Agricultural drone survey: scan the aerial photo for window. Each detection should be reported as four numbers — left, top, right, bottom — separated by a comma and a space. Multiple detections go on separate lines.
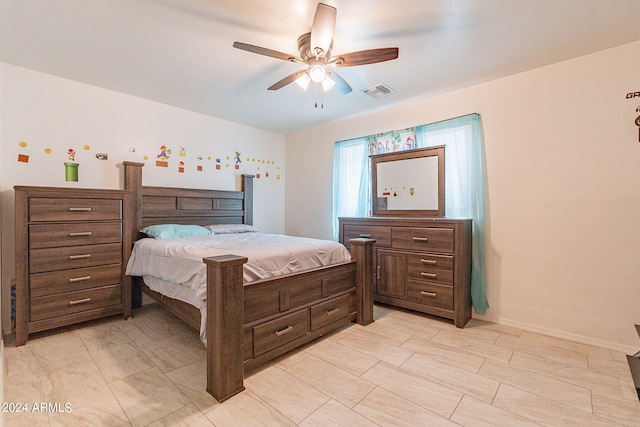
332, 113, 489, 313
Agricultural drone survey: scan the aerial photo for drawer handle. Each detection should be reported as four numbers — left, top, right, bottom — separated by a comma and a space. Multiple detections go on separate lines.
421, 259, 437, 265
325, 308, 340, 316
69, 207, 92, 212
69, 276, 91, 283
359, 233, 372, 238
412, 237, 429, 242
69, 254, 91, 260
69, 231, 92, 237
274, 326, 293, 337
69, 297, 91, 306
421, 291, 437, 298
421, 272, 437, 279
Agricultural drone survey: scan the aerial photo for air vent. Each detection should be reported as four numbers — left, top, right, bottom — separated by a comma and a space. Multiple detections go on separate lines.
362, 83, 394, 98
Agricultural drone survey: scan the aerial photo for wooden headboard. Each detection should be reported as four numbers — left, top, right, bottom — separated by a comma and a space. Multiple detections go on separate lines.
122, 161, 254, 236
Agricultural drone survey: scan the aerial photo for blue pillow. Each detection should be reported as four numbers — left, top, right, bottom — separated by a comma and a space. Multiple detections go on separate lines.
140, 224, 212, 240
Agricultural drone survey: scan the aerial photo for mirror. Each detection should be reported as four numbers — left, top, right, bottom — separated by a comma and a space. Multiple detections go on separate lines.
371, 145, 445, 216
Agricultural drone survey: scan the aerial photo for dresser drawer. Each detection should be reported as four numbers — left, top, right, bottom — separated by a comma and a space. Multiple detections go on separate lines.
310, 294, 350, 331
29, 222, 122, 249
407, 254, 454, 285
253, 309, 309, 357
407, 280, 453, 310
30, 284, 122, 322
392, 227, 454, 253
343, 225, 391, 248
29, 198, 122, 222
30, 264, 122, 297
30, 243, 122, 273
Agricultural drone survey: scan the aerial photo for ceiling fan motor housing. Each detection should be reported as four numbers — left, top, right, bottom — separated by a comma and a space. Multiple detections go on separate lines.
297, 32, 333, 62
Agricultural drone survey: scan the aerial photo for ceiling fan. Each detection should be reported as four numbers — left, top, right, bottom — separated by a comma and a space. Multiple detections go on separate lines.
233, 2, 399, 97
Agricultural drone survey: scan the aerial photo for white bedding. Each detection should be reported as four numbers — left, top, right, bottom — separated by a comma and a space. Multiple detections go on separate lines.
126, 232, 352, 301
126, 232, 352, 344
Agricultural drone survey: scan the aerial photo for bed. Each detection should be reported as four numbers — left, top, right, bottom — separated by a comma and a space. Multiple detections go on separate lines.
121, 161, 375, 402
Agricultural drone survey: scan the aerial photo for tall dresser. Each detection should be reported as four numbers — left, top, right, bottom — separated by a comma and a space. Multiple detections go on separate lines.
339, 216, 472, 327
14, 186, 131, 345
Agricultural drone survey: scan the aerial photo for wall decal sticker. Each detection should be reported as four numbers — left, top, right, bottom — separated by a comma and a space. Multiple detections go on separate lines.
44, 148, 52, 154
96, 153, 108, 160
626, 91, 640, 143
67, 148, 76, 161
216, 158, 221, 170
178, 161, 185, 173
179, 147, 186, 156
17, 154, 29, 163
83, 145, 90, 151
64, 162, 79, 182
234, 151, 242, 169
156, 144, 170, 167
18, 141, 27, 148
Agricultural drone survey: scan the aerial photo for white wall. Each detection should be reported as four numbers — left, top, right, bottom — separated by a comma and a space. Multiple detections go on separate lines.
0, 63, 286, 332
285, 41, 640, 353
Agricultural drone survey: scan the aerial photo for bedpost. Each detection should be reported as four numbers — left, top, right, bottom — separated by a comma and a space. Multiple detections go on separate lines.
203, 254, 248, 402
122, 161, 145, 311
241, 174, 254, 225
349, 238, 376, 326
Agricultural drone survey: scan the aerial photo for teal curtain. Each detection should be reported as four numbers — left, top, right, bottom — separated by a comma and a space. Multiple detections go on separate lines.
332, 137, 371, 240
415, 114, 489, 314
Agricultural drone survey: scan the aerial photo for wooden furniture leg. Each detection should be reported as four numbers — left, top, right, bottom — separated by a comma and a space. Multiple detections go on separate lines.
349, 238, 376, 326
204, 254, 248, 402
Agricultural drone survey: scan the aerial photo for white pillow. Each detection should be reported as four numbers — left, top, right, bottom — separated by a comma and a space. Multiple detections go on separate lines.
204, 224, 259, 234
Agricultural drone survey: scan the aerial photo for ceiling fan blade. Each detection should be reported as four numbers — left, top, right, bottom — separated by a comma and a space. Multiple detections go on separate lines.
233, 41, 296, 62
310, 3, 336, 57
334, 48, 399, 67
268, 70, 306, 90
326, 70, 352, 95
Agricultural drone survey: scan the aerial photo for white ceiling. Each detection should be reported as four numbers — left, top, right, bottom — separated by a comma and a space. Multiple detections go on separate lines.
2, 0, 640, 135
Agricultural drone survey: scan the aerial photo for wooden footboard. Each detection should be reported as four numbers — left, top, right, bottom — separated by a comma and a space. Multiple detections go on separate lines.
204, 238, 375, 402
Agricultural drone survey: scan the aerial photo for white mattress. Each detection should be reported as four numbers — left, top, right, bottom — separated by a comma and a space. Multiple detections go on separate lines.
126, 233, 352, 343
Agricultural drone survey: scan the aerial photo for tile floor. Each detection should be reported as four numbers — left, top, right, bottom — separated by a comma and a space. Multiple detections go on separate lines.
3, 303, 639, 426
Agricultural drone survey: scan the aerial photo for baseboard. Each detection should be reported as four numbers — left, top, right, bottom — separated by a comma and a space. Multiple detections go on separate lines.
473, 314, 638, 355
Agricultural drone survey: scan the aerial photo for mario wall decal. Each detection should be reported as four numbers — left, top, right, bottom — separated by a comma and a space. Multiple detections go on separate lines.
156, 144, 171, 167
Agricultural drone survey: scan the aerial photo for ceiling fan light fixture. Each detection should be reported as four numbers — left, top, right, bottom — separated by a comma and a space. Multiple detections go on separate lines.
309, 65, 326, 83
321, 75, 335, 91
295, 72, 311, 90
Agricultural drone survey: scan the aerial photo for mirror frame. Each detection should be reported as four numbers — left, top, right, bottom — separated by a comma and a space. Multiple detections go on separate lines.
371, 145, 445, 217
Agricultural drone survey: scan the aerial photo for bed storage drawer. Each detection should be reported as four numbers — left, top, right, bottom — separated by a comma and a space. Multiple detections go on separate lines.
30, 284, 122, 322
30, 264, 122, 297
29, 243, 122, 273
392, 227, 454, 253
253, 309, 310, 356
29, 222, 122, 249
28, 198, 122, 222
407, 281, 453, 310
311, 294, 350, 331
